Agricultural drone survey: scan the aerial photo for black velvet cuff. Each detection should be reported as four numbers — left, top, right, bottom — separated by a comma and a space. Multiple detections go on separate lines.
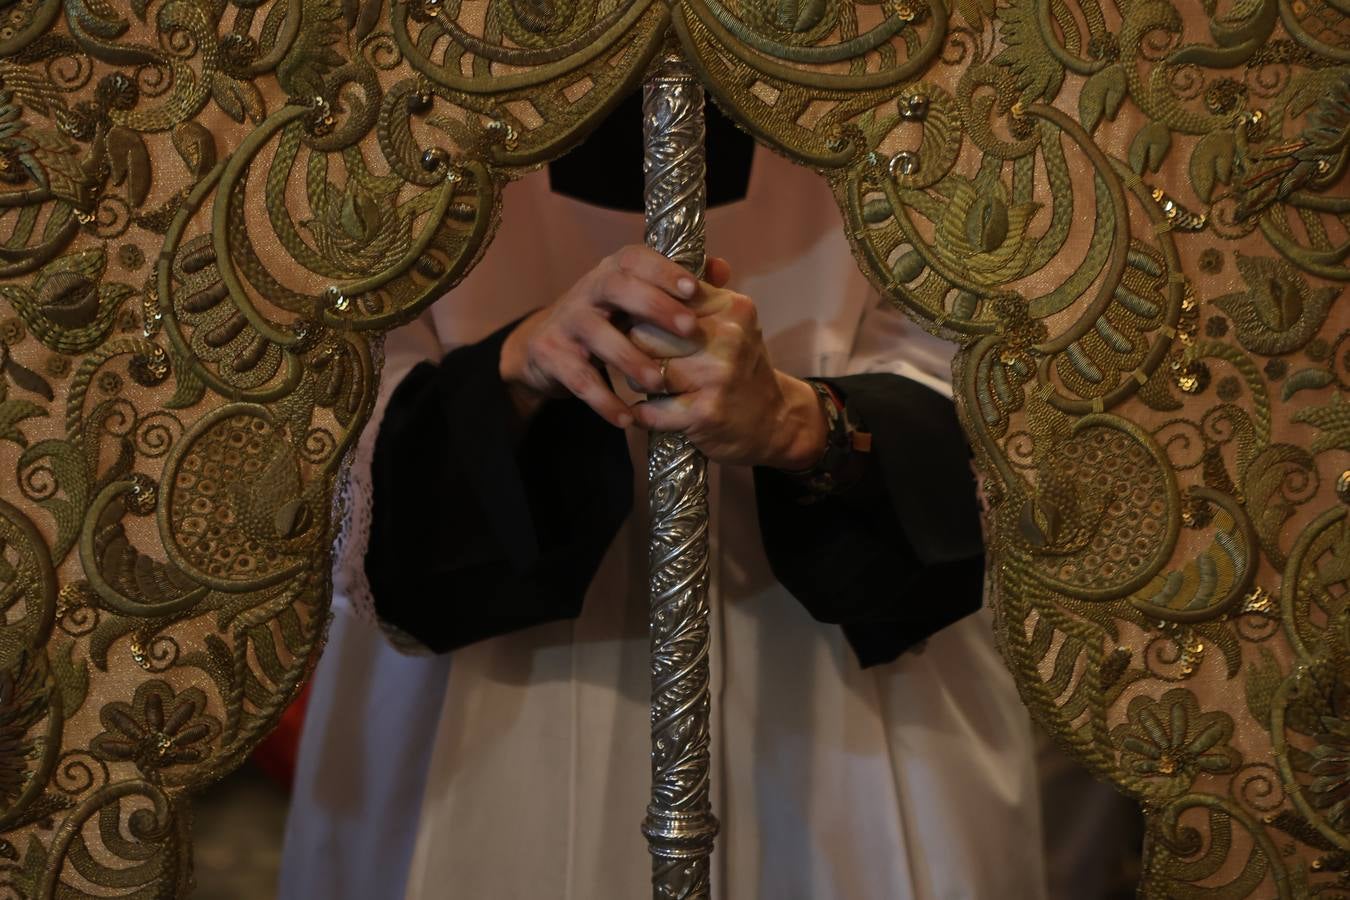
366, 321, 633, 653
754, 373, 985, 668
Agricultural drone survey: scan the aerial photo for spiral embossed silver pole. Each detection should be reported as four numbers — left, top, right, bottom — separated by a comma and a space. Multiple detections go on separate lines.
640, 49, 718, 900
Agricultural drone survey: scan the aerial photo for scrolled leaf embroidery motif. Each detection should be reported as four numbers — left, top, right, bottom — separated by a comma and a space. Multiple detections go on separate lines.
674, 0, 1349, 894
0, 0, 665, 895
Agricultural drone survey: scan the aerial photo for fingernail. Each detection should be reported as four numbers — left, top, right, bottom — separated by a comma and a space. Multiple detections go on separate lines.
676, 314, 696, 334
677, 277, 696, 298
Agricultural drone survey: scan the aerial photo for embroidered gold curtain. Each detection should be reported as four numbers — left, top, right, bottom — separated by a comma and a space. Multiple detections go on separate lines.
0, 1, 1344, 896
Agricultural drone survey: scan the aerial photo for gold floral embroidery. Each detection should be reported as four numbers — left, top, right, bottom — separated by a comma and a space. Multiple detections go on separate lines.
0, 1, 1345, 896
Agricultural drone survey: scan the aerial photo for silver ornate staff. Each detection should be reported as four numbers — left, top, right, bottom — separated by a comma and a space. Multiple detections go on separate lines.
640, 48, 719, 900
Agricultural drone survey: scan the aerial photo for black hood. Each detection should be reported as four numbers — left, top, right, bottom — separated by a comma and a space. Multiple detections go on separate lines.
546, 90, 756, 212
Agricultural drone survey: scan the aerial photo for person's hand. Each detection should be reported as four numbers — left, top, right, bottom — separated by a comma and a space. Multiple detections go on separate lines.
631, 286, 828, 471
498, 245, 730, 426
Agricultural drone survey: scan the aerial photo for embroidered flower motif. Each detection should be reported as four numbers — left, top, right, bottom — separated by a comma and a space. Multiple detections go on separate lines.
44, 354, 71, 378
117, 244, 145, 271
1203, 78, 1246, 116
0, 318, 24, 344
932, 178, 1041, 286
304, 176, 412, 277
94, 73, 139, 112
1114, 689, 1240, 793
91, 681, 220, 776
218, 33, 261, 78
1310, 716, 1350, 831
1214, 255, 1336, 356
1198, 248, 1224, 274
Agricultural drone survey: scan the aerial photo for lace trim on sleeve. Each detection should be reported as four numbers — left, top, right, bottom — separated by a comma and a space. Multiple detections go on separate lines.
331, 332, 437, 655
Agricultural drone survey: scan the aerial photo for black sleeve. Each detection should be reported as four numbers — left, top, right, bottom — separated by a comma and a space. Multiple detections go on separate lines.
365, 321, 633, 653
753, 373, 985, 669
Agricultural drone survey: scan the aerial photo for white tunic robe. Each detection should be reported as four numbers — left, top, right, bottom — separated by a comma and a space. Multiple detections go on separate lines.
280, 147, 1047, 900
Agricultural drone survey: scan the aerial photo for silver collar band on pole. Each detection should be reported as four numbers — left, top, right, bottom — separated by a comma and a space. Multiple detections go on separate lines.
641, 47, 719, 900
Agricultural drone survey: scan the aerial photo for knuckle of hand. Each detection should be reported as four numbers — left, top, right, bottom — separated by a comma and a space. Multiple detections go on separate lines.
563, 362, 593, 390
602, 269, 628, 298
731, 293, 756, 323
616, 244, 644, 272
